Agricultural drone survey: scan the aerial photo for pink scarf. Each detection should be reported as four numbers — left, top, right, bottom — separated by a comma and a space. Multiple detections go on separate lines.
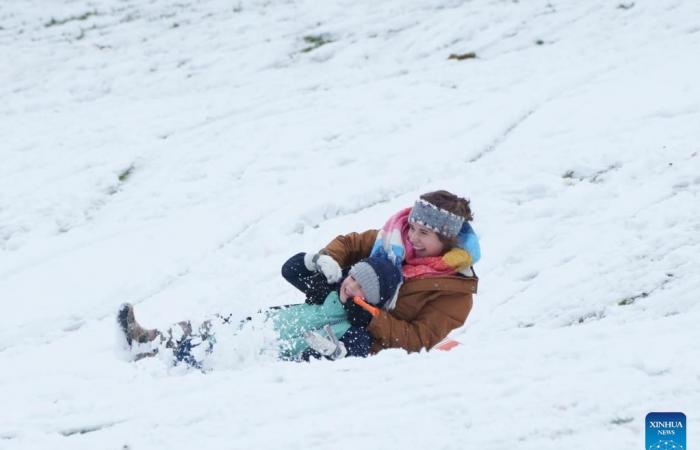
402, 256, 456, 279
370, 208, 458, 280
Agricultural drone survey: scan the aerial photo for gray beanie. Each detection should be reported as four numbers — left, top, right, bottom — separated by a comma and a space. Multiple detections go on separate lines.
348, 257, 403, 308
349, 262, 380, 306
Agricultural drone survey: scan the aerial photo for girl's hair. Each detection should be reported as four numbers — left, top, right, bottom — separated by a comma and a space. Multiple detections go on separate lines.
419, 190, 473, 249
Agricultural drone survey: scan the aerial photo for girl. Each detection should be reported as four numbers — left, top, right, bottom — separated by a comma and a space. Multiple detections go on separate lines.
301, 190, 480, 354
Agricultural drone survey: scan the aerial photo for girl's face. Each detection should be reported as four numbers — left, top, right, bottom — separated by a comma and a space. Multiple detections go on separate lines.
339, 275, 366, 303
408, 222, 446, 257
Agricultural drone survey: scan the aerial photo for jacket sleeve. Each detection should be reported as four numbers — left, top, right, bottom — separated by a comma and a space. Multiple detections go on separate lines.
280, 252, 336, 305
367, 292, 473, 353
320, 229, 379, 268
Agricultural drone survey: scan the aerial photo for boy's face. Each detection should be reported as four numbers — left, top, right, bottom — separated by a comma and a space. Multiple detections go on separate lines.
339, 275, 366, 304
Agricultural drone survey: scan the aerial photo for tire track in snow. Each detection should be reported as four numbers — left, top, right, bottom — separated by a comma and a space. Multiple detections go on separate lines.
468, 109, 536, 163
0, 216, 265, 353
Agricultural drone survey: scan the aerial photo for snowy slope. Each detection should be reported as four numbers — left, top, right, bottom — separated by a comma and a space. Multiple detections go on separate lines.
1, 0, 699, 448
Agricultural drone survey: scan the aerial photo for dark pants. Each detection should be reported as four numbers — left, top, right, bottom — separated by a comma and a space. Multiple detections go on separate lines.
172, 315, 374, 368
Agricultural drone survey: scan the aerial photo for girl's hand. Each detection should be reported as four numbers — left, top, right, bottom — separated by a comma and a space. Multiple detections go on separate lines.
342, 297, 379, 328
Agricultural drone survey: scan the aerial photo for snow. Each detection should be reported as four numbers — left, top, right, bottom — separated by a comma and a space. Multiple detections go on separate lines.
1, 0, 699, 448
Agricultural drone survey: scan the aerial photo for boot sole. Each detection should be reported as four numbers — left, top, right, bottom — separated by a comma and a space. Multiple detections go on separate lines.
117, 303, 132, 346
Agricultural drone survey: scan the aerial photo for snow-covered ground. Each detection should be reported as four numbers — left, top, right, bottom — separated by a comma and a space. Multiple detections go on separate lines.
1, 0, 699, 448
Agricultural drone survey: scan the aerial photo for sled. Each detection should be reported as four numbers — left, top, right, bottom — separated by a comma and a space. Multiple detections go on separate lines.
433, 338, 460, 351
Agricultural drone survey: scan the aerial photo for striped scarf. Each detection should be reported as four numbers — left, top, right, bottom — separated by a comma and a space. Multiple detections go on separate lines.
370, 207, 481, 282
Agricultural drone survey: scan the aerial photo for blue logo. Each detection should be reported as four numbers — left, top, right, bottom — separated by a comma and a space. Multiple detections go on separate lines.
646, 412, 686, 450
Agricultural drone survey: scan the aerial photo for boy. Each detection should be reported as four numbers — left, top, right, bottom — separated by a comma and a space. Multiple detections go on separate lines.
118, 255, 402, 366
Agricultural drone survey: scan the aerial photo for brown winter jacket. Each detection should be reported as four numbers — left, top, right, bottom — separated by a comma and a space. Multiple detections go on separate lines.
321, 229, 478, 354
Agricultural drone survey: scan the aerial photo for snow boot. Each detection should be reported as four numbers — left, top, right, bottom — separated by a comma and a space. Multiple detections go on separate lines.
117, 303, 161, 346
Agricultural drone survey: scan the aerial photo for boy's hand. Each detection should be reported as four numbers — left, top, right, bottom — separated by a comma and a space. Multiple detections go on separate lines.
304, 325, 347, 360
304, 252, 342, 283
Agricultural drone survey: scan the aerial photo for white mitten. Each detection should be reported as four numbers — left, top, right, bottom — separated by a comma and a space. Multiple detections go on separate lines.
304, 252, 342, 283
304, 325, 347, 360
303, 252, 319, 271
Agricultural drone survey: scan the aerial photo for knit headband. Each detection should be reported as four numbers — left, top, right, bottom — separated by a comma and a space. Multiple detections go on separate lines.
408, 199, 464, 238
